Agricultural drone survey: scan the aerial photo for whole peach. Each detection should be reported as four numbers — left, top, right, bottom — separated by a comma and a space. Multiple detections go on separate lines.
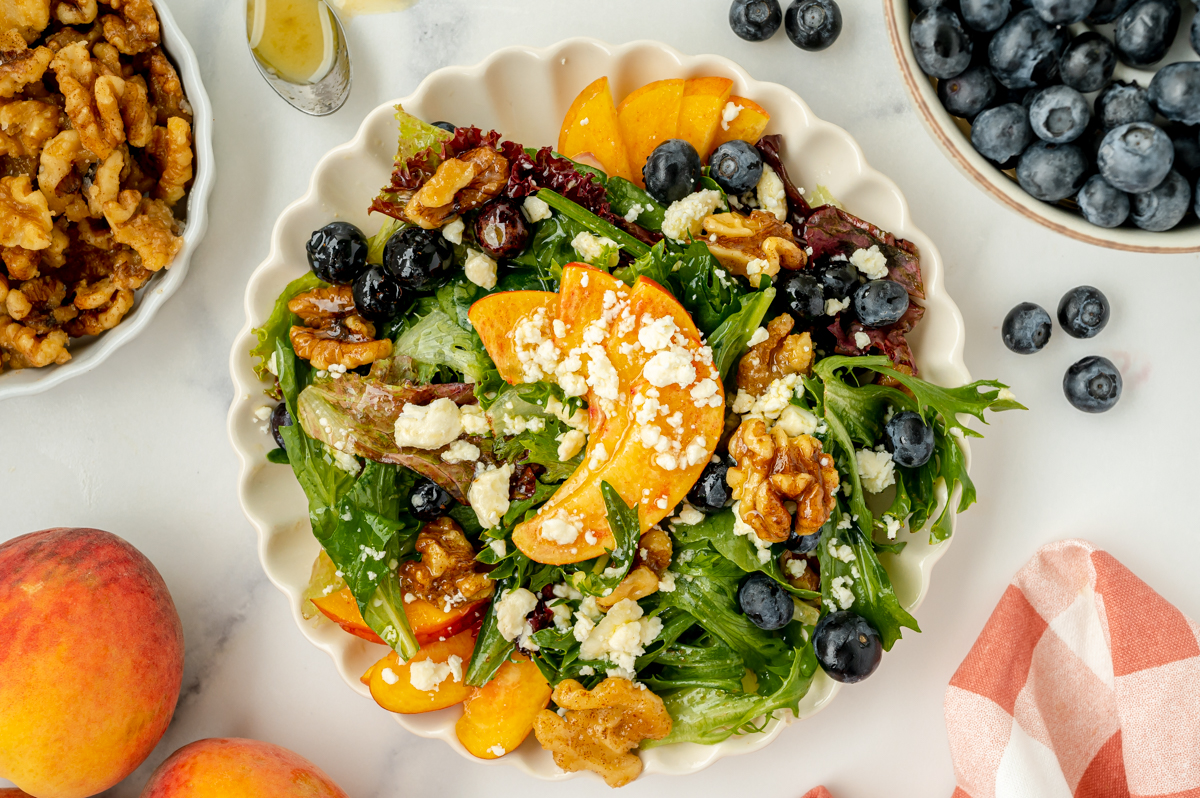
0, 528, 184, 798
139, 738, 349, 797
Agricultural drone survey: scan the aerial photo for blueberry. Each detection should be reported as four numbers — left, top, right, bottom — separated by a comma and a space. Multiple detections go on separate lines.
306, 222, 369, 285
737, 572, 794, 631
1149, 63, 1200, 126
1086, 0, 1135, 22
431, 121, 456, 133
781, 272, 826, 321
911, 0, 958, 10
1063, 356, 1122, 413
1095, 81, 1154, 129
988, 10, 1068, 90
643, 139, 702, 205
938, 64, 999, 119
853, 280, 910, 328
1016, 141, 1087, 201
820, 261, 859, 300
784, 0, 842, 51
1077, 175, 1131, 228
911, 7, 974, 79
1097, 122, 1174, 193
882, 411, 936, 468
1114, 0, 1179, 68
1030, 0, 1097, 23
785, 524, 824, 553
383, 226, 454, 290
1058, 32, 1115, 93
1171, 130, 1200, 181
352, 265, 405, 322
960, 0, 1011, 32
270, 404, 293, 450
729, 0, 783, 41
474, 199, 529, 259
1002, 301, 1052, 353
1028, 86, 1091, 144
1057, 286, 1110, 339
410, 478, 455, 521
1131, 169, 1191, 231
971, 103, 1035, 164
709, 140, 764, 195
813, 611, 883, 684
686, 458, 732, 514
1192, 11, 1200, 57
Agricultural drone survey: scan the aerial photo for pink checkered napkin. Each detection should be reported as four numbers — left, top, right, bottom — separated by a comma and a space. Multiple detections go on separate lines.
945, 539, 1200, 798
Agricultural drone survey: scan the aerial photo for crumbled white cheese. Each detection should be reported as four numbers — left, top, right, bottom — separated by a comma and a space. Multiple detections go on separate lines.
744, 257, 771, 288
732, 500, 773, 564
571, 231, 619, 269
661, 190, 723, 243
658, 570, 677, 593
638, 315, 680, 354
854, 331, 871, 349
828, 537, 856, 563
742, 374, 803, 421
588, 441, 609, 471
459, 404, 489, 436
441, 439, 480, 464
545, 396, 588, 430
513, 307, 560, 382
409, 654, 463, 692
495, 587, 539, 651
720, 101, 744, 131
522, 195, 552, 223
998, 387, 1017, 403
489, 538, 507, 557
825, 297, 850, 316
577, 598, 663, 673
557, 428, 586, 461
684, 435, 709, 466
850, 245, 888, 280
394, 398, 462, 450
732, 389, 755, 414
442, 217, 465, 245
747, 326, 770, 347
776, 404, 820, 437
883, 514, 902, 540
644, 346, 697, 389
579, 117, 590, 126
674, 504, 705, 526
381, 667, 399, 685
856, 448, 896, 494
541, 512, 583, 545
254, 405, 273, 421
757, 164, 787, 222
623, 203, 644, 223
830, 576, 856, 610
464, 248, 498, 289
468, 464, 514, 528
487, 744, 506, 757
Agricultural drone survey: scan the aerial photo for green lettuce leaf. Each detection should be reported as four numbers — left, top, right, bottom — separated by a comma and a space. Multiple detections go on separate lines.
672, 509, 819, 599
392, 303, 492, 383
536, 189, 650, 257
573, 483, 641, 598
251, 272, 323, 382
707, 285, 776, 380
605, 177, 666, 231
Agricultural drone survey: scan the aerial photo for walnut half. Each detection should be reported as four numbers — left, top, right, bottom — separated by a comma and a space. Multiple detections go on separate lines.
727, 418, 838, 543
287, 284, 392, 371
701, 210, 805, 287
737, 313, 813, 398
404, 146, 509, 229
398, 516, 494, 610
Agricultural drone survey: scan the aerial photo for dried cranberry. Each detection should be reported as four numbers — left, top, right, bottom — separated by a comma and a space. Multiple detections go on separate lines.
473, 199, 530, 259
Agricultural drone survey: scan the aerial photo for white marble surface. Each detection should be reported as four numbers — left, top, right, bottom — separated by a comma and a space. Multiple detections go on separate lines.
3, 1, 1198, 796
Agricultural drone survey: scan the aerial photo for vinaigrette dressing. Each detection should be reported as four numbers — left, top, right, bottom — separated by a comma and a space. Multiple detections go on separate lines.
246, 0, 336, 85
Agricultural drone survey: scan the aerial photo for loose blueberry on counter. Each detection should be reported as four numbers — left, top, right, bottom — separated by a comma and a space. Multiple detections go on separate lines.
431, 121, 457, 133
960, 0, 1011, 33
1002, 302, 1052, 354
708, 140, 764, 195
475, 199, 530, 259
1058, 32, 1116, 93
971, 103, 1035, 164
1017, 142, 1088, 201
1149, 63, 1200, 126
820, 261, 859, 301
1095, 81, 1154, 129
411, 478, 455, 521
383, 226, 454, 290
1030, 0, 1098, 24
270, 404, 293, 450
988, 11, 1068, 90
883, 411, 936, 468
854, 280, 910, 328
737, 572, 794, 631
1130, 169, 1191, 231
784, 0, 842, 51
1057, 286, 1110, 339
781, 272, 826, 321
1096, 122, 1174, 194
1076, 175, 1131, 228
938, 64, 999, 119
729, 0, 783, 41
1028, 85, 1091, 144
306, 222, 369, 285
686, 458, 733, 514
1087, 0, 1135, 23
1114, 0, 1179, 68
1063, 356, 1122, 412
353, 265, 404, 322
643, 139, 703, 206
911, 7, 974, 79
813, 611, 883, 683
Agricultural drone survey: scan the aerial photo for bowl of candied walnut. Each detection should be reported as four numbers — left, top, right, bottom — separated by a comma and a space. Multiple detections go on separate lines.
0, 0, 213, 398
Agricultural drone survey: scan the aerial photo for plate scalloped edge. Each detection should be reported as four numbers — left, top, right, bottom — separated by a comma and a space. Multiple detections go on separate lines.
227, 37, 972, 783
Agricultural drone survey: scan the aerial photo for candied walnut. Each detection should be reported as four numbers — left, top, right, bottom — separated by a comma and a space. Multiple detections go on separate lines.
701, 210, 806, 287
1, 2, 51, 44
64, 285, 131, 335
737, 314, 813, 397
54, 0, 98, 25
780, 550, 820, 593
0, 313, 69, 366
147, 116, 191, 206
404, 147, 510, 229
43, 26, 86, 52
40, 217, 68, 267
85, 145, 122, 216
100, 0, 159, 56
103, 190, 181, 271
287, 284, 391, 371
0, 175, 51, 249
140, 48, 190, 126
48, 40, 94, 88
0, 31, 53, 99
119, 74, 153, 147
0, 99, 61, 159
287, 283, 356, 319
6, 273, 64, 322
38, 128, 86, 216
398, 517, 495, 609
597, 528, 672, 609
2, 243, 39, 280
62, 71, 125, 160
727, 418, 839, 543
533, 677, 672, 788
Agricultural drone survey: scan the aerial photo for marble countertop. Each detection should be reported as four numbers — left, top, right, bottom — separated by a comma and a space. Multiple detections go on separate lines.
4, 1, 1197, 795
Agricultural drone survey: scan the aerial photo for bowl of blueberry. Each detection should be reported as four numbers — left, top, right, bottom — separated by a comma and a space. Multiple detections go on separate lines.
885, 0, 1200, 252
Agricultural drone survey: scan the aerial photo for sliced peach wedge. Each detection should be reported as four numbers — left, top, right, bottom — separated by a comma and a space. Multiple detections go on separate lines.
455, 654, 551, 759
364, 628, 476, 714
709, 95, 771, 152
678, 76, 734, 159
558, 76, 633, 182
311, 587, 386, 645
467, 291, 558, 385
616, 78, 685, 187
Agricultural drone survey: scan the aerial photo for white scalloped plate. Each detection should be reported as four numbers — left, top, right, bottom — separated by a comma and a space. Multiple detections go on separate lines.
228, 38, 971, 783
0, 0, 215, 400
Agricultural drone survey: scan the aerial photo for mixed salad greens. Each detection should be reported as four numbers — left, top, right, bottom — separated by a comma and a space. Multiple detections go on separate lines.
252, 101, 1021, 774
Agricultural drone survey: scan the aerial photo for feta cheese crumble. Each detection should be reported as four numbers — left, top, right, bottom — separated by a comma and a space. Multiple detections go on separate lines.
661, 190, 723, 242
850, 245, 889, 280
489, 538, 507, 557
394, 398, 462, 450
644, 346, 697, 389
409, 654, 463, 691
856, 448, 896, 493
854, 331, 871, 349
757, 164, 787, 222
747, 326, 770, 347
495, 588, 539, 651
464, 248, 498, 289
442, 217, 465, 245
824, 297, 850, 316
540, 512, 583, 545
577, 598, 663, 673
468, 464, 514, 528
441, 439, 480, 464
720, 101, 744, 131
522, 195, 552, 222
571, 231, 619, 269
459, 403, 489, 436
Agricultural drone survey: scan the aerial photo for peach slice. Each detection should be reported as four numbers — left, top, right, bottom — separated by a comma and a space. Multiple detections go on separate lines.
678, 77, 734, 159
559, 77, 633, 182
366, 629, 476, 714
709, 95, 771, 151
617, 79, 685, 187
468, 290, 558, 384
407, 597, 488, 645
455, 655, 551, 759
311, 588, 386, 645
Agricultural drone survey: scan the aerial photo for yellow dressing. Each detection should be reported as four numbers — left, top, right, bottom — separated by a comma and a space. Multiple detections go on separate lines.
246, 0, 336, 85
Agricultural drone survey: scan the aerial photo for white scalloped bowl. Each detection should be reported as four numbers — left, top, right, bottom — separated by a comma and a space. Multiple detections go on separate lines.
228, 38, 971, 783
0, 1, 215, 400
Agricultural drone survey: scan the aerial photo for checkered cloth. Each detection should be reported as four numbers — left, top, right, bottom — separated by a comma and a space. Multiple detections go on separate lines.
945, 539, 1200, 798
